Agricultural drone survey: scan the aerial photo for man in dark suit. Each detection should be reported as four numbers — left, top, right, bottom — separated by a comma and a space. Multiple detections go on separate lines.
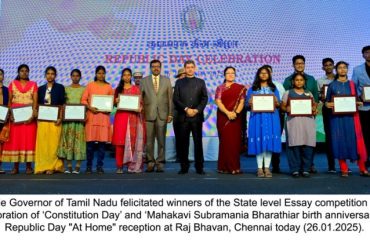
173, 60, 208, 174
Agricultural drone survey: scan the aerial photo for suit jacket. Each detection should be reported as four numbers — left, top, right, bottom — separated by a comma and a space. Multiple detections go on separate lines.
352, 63, 370, 110
38, 82, 66, 105
173, 76, 208, 122
140, 74, 173, 121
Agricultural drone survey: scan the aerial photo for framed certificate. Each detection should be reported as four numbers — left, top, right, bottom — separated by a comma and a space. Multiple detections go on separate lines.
0, 105, 9, 123
289, 97, 313, 116
362, 86, 370, 102
91, 95, 114, 112
251, 94, 275, 112
38, 105, 59, 122
63, 104, 86, 122
333, 95, 357, 114
322, 84, 329, 99
117, 94, 140, 112
12, 105, 33, 123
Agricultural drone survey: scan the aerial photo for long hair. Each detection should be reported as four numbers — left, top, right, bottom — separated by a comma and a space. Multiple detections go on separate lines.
252, 66, 276, 91
94, 65, 108, 83
334, 61, 349, 80
115, 68, 132, 96
15, 64, 30, 80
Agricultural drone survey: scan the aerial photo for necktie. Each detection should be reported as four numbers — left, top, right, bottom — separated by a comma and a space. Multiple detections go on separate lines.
154, 76, 158, 93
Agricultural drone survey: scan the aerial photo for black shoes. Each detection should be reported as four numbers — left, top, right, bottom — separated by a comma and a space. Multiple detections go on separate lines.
85, 167, 92, 174
178, 169, 188, 174
96, 167, 104, 174
196, 170, 205, 175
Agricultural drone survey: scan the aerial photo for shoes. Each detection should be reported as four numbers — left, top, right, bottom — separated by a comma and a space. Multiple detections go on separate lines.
64, 167, 73, 174
257, 168, 264, 178
271, 168, 281, 174
46, 170, 54, 175
360, 171, 370, 177
302, 171, 310, 177
264, 168, 272, 178
348, 168, 353, 173
0, 168, 5, 174
231, 170, 242, 175
72, 170, 80, 174
11, 168, 19, 175
85, 167, 92, 174
96, 167, 104, 174
292, 171, 299, 178
327, 169, 336, 174
309, 166, 317, 174
116, 168, 123, 174
341, 171, 349, 177
156, 169, 164, 173
178, 169, 188, 174
196, 170, 205, 175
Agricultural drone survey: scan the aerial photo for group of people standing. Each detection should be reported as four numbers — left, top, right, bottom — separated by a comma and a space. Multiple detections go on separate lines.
0, 45, 369, 178
217, 45, 370, 178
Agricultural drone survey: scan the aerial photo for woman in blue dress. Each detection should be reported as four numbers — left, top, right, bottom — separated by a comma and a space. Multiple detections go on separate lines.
325, 61, 369, 177
246, 66, 281, 178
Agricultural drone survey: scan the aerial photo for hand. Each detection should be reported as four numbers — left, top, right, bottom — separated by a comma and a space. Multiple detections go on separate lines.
248, 98, 253, 107
226, 111, 237, 120
25, 115, 34, 124
167, 116, 173, 123
312, 107, 318, 116
186, 108, 196, 117
325, 102, 334, 108
89, 106, 99, 114
357, 102, 364, 107
9, 114, 14, 122
286, 106, 291, 113
274, 96, 280, 107
55, 119, 62, 126
116, 97, 120, 104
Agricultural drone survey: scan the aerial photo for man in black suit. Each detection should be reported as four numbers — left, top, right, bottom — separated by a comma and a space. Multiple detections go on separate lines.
173, 60, 208, 174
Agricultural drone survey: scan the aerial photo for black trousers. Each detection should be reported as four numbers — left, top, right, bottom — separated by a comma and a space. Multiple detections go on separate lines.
271, 109, 285, 170
359, 110, 370, 167
322, 105, 335, 170
176, 120, 204, 171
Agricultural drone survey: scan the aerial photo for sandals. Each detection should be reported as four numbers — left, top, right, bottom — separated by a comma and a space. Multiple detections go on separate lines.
264, 168, 272, 178
257, 168, 264, 178
11, 168, 19, 175
341, 171, 349, 177
360, 171, 370, 177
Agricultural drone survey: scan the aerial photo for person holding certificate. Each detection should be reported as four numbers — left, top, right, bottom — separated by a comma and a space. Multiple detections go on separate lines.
281, 73, 317, 177
246, 66, 281, 178
215, 66, 246, 175
325, 61, 369, 177
2, 64, 38, 174
34, 66, 65, 174
81, 65, 114, 174
352, 46, 370, 170
57, 69, 86, 174
0, 69, 9, 174
112, 68, 145, 173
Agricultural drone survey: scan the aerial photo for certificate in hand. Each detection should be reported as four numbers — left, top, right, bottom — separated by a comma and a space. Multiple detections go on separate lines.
38, 105, 59, 122
289, 98, 313, 116
251, 94, 275, 112
63, 104, 86, 122
91, 95, 114, 112
362, 86, 370, 102
0, 105, 9, 123
333, 95, 357, 114
322, 84, 329, 99
12, 105, 33, 123
117, 94, 140, 112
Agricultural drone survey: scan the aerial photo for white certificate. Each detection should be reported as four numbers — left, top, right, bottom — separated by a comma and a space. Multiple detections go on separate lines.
117, 94, 140, 112
323, 85, 328, 99
333, 96, 357, 114
362, 86, 370, 102
289, 98, 312, 116
38, 105, 59, 122
91, 95, 114, 112
252, 94, 275, 112
64, 105, 86, 121
12, 105, 33, 123
0, 105, 9, 122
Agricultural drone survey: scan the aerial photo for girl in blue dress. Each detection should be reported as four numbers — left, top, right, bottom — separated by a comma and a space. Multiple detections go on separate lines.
246, 66, 281, 178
